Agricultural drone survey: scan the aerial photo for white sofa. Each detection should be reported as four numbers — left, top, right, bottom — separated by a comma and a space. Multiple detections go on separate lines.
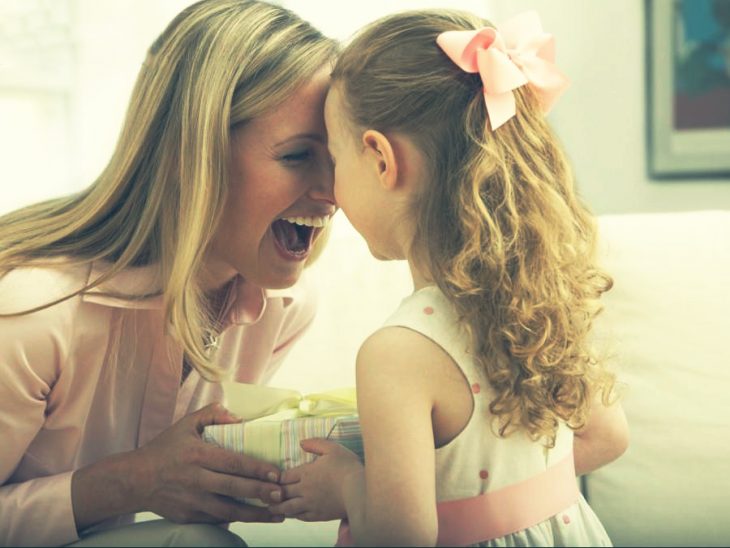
221, 210, 730, 546
585, 210, 730, 547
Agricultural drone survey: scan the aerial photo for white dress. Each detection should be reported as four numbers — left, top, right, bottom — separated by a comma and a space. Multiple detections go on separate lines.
379, 285, 612, 547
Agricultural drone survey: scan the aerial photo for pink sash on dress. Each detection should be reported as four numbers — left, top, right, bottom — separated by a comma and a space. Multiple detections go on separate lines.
336, 453, 579, 546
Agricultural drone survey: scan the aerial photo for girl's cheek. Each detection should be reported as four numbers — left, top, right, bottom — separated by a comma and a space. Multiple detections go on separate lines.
333, 180, 345, 206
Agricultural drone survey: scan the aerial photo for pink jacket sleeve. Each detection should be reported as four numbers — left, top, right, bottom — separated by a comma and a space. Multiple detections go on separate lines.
0, 279, 81, 546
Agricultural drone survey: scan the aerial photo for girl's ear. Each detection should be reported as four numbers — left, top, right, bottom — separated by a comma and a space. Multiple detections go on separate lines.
361, 129, 398, 191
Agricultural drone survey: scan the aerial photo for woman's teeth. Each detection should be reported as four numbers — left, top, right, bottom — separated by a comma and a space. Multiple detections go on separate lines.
281, 216, 330, 228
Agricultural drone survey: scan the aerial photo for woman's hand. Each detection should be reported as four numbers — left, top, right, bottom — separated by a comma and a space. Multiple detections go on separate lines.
268, 438, 363, 522
72, 403, 285, 531
133, 403, 285, 523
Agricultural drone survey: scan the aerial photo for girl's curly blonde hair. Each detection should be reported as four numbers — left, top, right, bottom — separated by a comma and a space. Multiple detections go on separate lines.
332, 9, 615, 445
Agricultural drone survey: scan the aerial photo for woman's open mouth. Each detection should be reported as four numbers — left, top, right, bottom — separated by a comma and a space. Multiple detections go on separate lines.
271, 216, 329, 261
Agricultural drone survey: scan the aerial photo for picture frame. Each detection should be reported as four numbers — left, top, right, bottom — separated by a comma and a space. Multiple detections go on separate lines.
645, 0, 730, 178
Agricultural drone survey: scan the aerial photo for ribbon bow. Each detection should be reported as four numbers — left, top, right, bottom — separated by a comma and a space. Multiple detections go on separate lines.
221, 381, 357, 421
436, 11, 569, 130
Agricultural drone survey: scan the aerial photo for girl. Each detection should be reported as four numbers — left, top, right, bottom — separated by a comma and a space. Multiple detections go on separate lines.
0, 1, 336, 545
269, 9, 628, 547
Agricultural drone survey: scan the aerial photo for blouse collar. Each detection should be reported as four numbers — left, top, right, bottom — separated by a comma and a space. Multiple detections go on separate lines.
80, 261, 297, 326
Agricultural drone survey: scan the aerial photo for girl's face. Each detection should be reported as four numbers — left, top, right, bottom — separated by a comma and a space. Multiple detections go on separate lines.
206, 67, 336, 290
324, 86, 398, 260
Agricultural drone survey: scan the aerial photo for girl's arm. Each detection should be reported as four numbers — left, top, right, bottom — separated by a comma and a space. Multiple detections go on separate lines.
272, 326, 443, 546
341, 326, 441, 545
573, 393, 629, 476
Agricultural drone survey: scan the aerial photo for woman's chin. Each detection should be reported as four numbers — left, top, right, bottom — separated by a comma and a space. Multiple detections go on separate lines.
265, 274, 302, 290
260, 258, 306, 289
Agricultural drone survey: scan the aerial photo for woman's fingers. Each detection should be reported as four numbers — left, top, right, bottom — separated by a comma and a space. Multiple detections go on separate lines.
200, 442, 280, 484
279, 466, 301, 485
134, 405, 293, 524
280, 481, 301, 500
199, 468, 282, 504
190, 403, 242, 432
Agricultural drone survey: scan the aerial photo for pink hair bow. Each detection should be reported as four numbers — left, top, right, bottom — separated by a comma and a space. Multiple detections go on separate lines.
436, 11, 569, 130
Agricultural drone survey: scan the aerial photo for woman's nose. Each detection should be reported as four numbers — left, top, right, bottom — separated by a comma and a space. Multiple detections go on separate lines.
307, 159, 335, 205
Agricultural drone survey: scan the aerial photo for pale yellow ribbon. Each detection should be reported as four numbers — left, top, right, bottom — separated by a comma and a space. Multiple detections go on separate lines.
207, 382, 358, 505
221, 381, 357, 422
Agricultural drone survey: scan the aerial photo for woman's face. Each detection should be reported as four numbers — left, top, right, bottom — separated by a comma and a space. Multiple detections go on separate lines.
207, 68, 335, 290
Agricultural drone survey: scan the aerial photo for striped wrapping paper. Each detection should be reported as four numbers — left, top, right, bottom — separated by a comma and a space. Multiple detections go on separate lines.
203, 414, 364, 470
203, 414, 363, 506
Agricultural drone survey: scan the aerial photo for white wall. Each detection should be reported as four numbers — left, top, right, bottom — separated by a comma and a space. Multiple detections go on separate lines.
282, 0, 491, 41
69, 0, 198, 188
0, 0, 195, 215
4, 1, 728, 216
0, 0, 74, 212
489, 0, 730, 214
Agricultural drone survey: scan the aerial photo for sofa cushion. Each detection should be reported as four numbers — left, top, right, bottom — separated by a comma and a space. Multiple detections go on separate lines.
587, 210, 730, 547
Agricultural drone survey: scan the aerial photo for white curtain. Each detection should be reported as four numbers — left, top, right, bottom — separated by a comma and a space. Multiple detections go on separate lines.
0, 0, 195, 215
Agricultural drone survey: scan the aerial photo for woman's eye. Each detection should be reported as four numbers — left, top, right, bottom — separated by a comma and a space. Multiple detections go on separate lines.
281, 150, 312, 164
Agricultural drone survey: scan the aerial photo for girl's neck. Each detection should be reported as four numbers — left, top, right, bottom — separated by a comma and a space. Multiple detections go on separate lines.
408, 258, 435, 292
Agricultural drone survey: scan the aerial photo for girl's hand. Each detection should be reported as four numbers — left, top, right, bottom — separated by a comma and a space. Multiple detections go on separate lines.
268, 438, 363, 522
130, 403, 285, 524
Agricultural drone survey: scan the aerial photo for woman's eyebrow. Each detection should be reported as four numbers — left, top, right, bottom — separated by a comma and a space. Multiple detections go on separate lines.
274, 133, 326, 147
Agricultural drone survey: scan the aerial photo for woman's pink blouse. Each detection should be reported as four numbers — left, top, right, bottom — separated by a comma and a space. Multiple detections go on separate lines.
0, 261, 317, 546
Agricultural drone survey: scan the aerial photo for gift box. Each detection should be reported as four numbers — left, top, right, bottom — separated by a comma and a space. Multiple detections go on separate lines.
203, 413, 363, 470
202, 383, 363, 505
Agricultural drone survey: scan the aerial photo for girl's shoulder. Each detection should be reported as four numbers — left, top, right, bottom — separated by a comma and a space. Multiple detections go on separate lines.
355, 324, 461, 410
386, 285, 454, 315
356, 285, 468, 386
357, 294, 475, 448
385, 285, 460, 327
359, 323, 446, 364
380, 285, 470, 363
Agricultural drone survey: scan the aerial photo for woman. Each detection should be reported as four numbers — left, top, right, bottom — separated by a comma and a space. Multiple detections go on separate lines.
0, 1, 337, 545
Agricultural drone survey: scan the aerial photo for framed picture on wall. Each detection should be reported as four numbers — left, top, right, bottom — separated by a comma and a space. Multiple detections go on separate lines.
646, 0, 730, 178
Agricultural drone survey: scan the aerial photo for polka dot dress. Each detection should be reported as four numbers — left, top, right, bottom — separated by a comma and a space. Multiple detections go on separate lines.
379, 285, 613, 547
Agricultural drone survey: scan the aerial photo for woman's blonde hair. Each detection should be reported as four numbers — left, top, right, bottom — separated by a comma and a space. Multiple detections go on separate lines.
332, 9, 614, 445
0, 0, 337, 380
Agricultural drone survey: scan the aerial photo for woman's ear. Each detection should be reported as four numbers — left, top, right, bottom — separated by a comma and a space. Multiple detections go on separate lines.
361, 129, 398, 191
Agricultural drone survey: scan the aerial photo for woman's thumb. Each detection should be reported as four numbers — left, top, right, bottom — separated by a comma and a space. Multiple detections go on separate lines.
194, 403, 242, 430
